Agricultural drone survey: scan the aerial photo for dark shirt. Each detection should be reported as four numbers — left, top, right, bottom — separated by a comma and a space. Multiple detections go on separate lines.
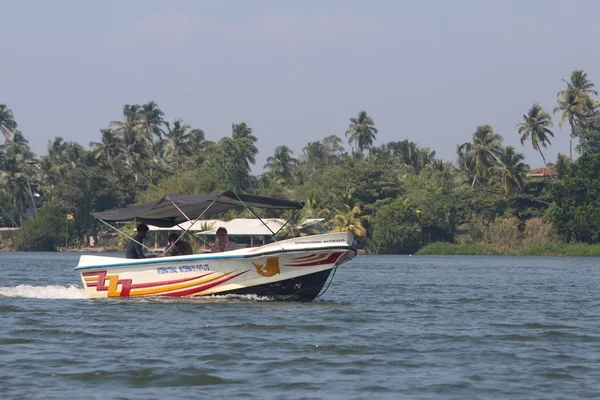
178, 240, 194, 255
165, 240, 194, 256
125, 235, 145, 259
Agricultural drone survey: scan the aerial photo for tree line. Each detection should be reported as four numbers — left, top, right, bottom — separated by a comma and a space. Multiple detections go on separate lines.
1, 69, 599, 252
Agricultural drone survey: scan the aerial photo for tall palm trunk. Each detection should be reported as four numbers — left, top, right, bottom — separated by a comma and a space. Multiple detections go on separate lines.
471, 175, 478, 188
538, 148, 554, 181
538, 148, 548, 169
568, 117, 575, 161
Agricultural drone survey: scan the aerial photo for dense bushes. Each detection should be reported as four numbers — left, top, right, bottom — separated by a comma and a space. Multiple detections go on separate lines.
418, 242, 600, 256
368, 197, 421, 254
13, 203, 69, 251
547, 152, 600, 243
418, 217, 600, 256
418, 217, 564, 255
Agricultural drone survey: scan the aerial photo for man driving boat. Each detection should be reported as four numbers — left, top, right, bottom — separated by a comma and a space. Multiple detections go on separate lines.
125, 224, 149, 259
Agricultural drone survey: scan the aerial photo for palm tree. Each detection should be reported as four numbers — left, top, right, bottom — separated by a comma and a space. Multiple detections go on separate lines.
64, 142, 87, 168
326, 186, 366, 237
0, 105, 18, 141
427, 159, 456, 179
90, 129, 124, 172
0, 154, 31, 224
322, 135, 347, 164
553, 91, 581, 161
152, 138, 168, 161
385, 140, 435, 173
110, 104, 143, 138
138, 101, 165, 143
264, 146, 298, 184
109, 104, 161, 181
390, 140, 418, 168
466, 125, 503, 187
303, 193, 329, 219
456, 142, 474, 178
329, 204, 366, 238
554, 70, 598, 159
416, 147, 436, 173
552, 153, 572, 178
45, 138, 87, 176
517, 104, 554, 168
1, 131, 34, 159
122, 104, 142, 121
163, 119, 205, 169
231, 123, 258, 171
37, 156, 62, 192
334, 187, 356, 210
274, 210, 304, 239
48, 137, 68, 160
3, 130, 38, 212
275, 209, 323, 239
45, 137, 74, 176
560, 70, 598, 109
301, 141, 325, 170
7, 130, 28, 147
122, 130, 150, 182
491, 146, 528, 197
345, 111, 378, 155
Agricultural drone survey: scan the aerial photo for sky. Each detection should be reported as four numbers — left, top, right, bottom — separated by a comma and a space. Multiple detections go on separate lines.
2, 0, 600, 173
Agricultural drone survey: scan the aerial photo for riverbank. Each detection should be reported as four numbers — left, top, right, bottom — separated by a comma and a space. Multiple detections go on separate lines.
0, 245, 120, 253
417, 242, 600, 256
0, 244, 15, 252
3, 242, 600, 256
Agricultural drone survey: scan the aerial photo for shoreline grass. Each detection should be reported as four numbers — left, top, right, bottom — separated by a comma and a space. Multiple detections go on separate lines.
416, 242, 600, 256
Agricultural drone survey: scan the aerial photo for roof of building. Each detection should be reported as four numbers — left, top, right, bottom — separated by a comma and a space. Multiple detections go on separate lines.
527, 167, 558, 177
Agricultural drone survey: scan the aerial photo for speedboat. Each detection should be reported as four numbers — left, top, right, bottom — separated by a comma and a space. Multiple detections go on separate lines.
74, 192, 357, 301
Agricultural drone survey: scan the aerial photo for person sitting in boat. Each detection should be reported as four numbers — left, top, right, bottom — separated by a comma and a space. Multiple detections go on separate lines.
165, 233, 194, 256
125, 224, 150, 259
210, 227, 237, 252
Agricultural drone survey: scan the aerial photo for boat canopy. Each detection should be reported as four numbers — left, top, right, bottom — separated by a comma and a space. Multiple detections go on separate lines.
90, 191, 304, 227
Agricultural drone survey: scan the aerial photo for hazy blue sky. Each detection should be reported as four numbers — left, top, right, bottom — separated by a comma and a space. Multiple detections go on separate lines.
2, 0, 599, 172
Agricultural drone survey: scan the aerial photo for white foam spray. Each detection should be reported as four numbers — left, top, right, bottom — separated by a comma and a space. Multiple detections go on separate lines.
0, 285, 85, 299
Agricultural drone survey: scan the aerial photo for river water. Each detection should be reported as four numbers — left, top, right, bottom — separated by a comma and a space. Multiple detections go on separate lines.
0, 252, 599, 399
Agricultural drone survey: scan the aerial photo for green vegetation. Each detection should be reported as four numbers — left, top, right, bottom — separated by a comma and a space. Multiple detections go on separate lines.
2, 70, 600, 254
520, 243, 600, 257
546, 152, 600, 243
13, 203, 69, 251
418, 242, 600, 257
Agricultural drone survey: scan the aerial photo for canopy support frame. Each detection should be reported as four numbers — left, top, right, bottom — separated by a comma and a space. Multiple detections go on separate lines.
97, 218, 159, 257
163, 197, 219, 255
232, 192, 279, 242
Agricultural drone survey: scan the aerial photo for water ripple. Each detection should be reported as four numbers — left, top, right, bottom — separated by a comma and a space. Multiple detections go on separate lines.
2, 253, 600, 399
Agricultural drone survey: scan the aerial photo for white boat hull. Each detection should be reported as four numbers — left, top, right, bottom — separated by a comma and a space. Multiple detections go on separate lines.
75, 232, 356, 301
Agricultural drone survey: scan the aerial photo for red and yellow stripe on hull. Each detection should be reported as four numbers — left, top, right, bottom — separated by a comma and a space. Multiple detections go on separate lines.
82, 270, 249, 297
284, 252, 343, 267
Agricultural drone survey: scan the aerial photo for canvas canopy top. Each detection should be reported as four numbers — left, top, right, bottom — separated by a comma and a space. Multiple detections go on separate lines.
90, 191, 304, 228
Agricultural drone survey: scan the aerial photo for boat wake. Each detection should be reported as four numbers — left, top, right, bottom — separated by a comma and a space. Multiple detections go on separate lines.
0, 287, 274, 301
138, 294, 277, 303
0, 285, 85, 299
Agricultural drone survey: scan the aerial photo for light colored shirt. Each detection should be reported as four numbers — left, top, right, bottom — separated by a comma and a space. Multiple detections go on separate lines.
210, 239, 238, 253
